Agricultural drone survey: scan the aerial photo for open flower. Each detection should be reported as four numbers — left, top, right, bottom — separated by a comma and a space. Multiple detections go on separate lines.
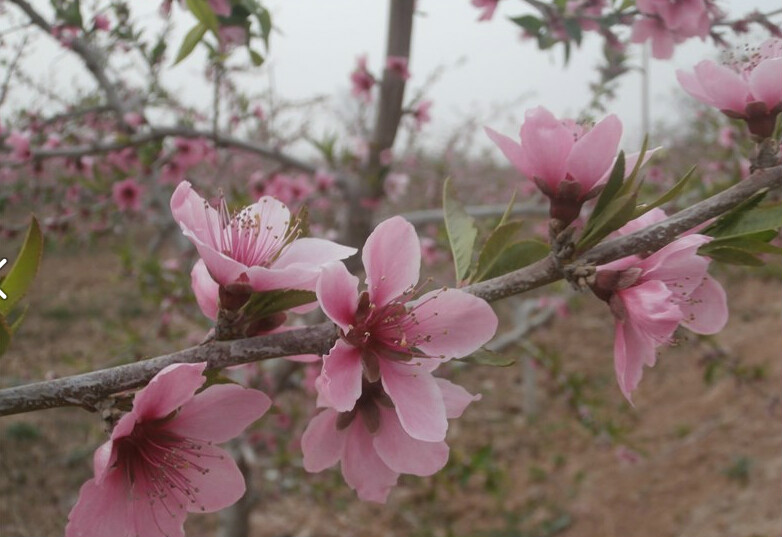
170, 181, 355, 292
593, 209, 728, 401
630, 0, 710, 59
302, 377, 478, 502
315, 216, 497, 442
65, 362, 271, 537
112, 178, 144, 212
676, 38, 782, 138
350, 54, 375, 103
486, 107, 630, 226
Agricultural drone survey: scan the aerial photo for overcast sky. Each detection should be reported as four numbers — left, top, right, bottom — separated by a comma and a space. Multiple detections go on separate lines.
4, 0, 781, 155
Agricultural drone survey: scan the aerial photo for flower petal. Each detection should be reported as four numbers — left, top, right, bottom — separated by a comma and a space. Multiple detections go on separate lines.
484, 126, 525, 174
274, 237, 357, 269
318, 340, 363, 412
316, 262, 359, 332
374, 407, 449, 476
566, 114, 622, 192
518, 107, 573, 191
186, 230, 248, 286
191, 259, 219, 321
65, 471, 132, 537
363, 216, 421, 306
131, 363, 206, 421
406, 289, 498, 360
677, 68, 714, 107
638, 234, 712, 298
179, 443, 247, 513
169, 384, 272, 443
680, 275, 728, 335
435, 377, 481, 419
748, 57, 782, 110
380, 361, 447, 442
301, 409, 345, 472
693, 61, 750, 114
342, 420, 398, 503
170, 181, 219, 250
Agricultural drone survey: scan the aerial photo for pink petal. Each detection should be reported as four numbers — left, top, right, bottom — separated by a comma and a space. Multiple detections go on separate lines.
373, 406, 449, 476
518, 107, 573, 191
92, 439, 116, 485
619, 281, 682, 349
131, 363, 206, 421
614, 319, 653, 403
186, 231, 249, 286
679, 275, 728, 335
484, 127, 526, 174
178, 443, 247, 512
316, 261, 359, 332
249, 195, 292, 240
566, 114, 622, 192
170, 181, 219, 248
677, 69, 714, 106
274, 237, 357, 269
435, 377, 481, 418
65, 471, 132, 537
169, 384, 272, 443
301, 409, 345, 472
380, 361, 447, 442
638, 234, 711, 298
129, 470, 187, 537
245, 264, 320, 292
191, 259, 219, 321
693, 61, 750, 114
318, 340, 363, 412
342, 420, 398, 503
748, 57, 782, 109
363, 216, 421, 306
406, 289, 498, 360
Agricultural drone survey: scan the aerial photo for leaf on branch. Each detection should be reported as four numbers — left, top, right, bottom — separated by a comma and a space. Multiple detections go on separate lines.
186, 0, 220, 34
473, 220, 525, 282
0, 217, 43, 318
242, 289, 317, 319
462, 348, 516, 367
174, 23, 208, 65
0, 316, 10, 357
249, 49, 264, 66
635, 165, 696, 217
703, 200, 782, 241
510, 15, 543, 35
478, 240, 550, 282
443, 177, 478, 284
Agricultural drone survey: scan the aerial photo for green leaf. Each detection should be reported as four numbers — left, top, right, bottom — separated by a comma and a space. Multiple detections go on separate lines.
586, 151, 625, 237
186, 0, 220, 33
242, 289, 316, 319
0, 217, 43, 317
635, 165, 696, 217
705, 202, 782, 241
0, 315, 10, 357
563, 18, 583, 45
577, 189, 639, 252
462, 348, 515, 367
443, 177, 478, 284
257, 8, 272, 48
480, 240, 549, 281
701, 235, 782, 258
704, 247, 765, 266
510, 15, 543, 34
497, 189, 518, 229
472, 221, 525, 282
248, 49, 264, 66
174, 23, 207, 65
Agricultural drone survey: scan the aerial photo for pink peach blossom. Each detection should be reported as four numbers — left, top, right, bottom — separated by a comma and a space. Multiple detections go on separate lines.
302, 377, 478, 502
630, 0, 710, 59
170, 181, 355, 291
6, 131, 31, 162
413, 100, 433, 130
471, 0, 499, 22
315, 216, 497, 442
486, 106, 637, 225
594, 209, 728, 401
350, 55, 375, 103
386, 56, 411, 80
112, 178, 144, 212
92, 14, 111, 31
65, 362, 271, 537
209, 0, 231, 16
676, 39, 782, 138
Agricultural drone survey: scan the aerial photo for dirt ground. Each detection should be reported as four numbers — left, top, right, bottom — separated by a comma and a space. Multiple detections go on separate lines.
0, 242, 780, 537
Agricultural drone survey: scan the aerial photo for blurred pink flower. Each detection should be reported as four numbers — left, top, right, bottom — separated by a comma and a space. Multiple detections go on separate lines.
218, 25, 247, 52
350, 55, 375, 103
413, 100, 433, 130
112, 178, 144, 212
6, 131, 31, 162
384, 172, 409, 203
594, 209, 728, 401
92, 14, 111, 32
386, 56, 411, 80
471, 0, 499, 22
122, 112, 144, 127
302, 377, 478, 502
65, 362, 271, 537
718, 126, 736, 148
314, 216, 497, 442
676, 39, 782, 138
170, 181, 355, 291
630, 0, 710, 59
209, 0, 231, 16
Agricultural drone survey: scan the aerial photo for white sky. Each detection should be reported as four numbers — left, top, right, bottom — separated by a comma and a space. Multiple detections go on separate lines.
3, 0, 781, 156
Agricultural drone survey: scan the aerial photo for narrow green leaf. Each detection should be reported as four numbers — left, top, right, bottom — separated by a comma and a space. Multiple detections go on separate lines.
618, 135, 649, 197
497, 190, 518, 229
242, 289, 316, 319
577, 190, 638, 252
186, 0, 220, 33
701, 236, 782, 257
705, 247, 765, 266
0, 217, 43, 317
702, 189, 768, 237
480, 240, 549, 281
705, 202, 782, 241
443, 177, 478, 283
636, 165, 696, 217
248, 49, 264, 66
174, 23, 207, 65
585, 151, 625, 236
473, 221, 525, 283
509, 15, 543, 34
257, 8, 272, 48
462, 348, 515, 367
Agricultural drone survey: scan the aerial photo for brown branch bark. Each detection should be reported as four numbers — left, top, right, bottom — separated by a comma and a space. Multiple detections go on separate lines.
0, 164, 780, 417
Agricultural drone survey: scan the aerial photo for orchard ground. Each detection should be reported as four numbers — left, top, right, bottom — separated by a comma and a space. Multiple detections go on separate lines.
0, 236, 779, 537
